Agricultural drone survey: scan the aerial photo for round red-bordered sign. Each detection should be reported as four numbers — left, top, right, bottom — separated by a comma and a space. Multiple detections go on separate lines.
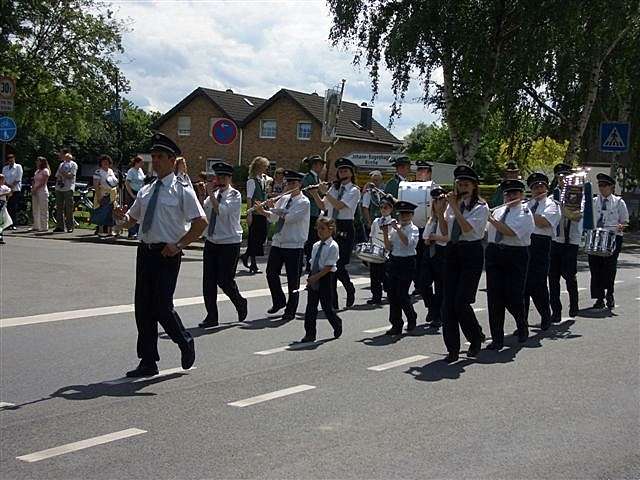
211, 118, 238, 145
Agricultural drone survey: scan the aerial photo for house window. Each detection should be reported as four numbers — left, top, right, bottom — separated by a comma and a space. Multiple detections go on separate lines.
177, 116, 191, 136
297, 121, 312, 140
260, 120, 277, 139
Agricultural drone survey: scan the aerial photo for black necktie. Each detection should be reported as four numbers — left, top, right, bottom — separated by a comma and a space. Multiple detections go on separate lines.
450, 203, 466, 243
207, 192, 223, 236
597, 198, 608, 228
494, 207, 510, 243
275, 196, 293, 233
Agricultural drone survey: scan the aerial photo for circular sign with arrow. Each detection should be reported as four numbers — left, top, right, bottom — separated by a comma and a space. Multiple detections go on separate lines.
211, 118, 238, 145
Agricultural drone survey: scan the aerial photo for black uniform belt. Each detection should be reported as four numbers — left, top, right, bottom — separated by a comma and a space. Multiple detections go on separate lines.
489, 243, 527, 251
139, 242, 167, 250
450, 239, 482, 245
531, 233, 552, 240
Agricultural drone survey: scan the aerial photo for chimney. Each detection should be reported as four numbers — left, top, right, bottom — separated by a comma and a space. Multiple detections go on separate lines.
225, 88, 234, 94
360, 102, 373, 131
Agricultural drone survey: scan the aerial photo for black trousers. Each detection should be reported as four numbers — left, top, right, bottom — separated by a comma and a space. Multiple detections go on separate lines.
385, 255, 417, 329
7, 190, 21, 225
524, 234, 552, 326
486, 244, 530, 344
419, 244, 446, 321
135, 245, 192, 364
304, 216, 319, 269
442, 241, 485, 354
333, 219, 355, 307
549, 242, 579, 317
369, 261, 385, 301
304, 272, 342, 339
588, 235, 623, 299
413, 226, 426, 289
203, 241, 245, 323
266, 246, 304, 316
245, 214, 267, 257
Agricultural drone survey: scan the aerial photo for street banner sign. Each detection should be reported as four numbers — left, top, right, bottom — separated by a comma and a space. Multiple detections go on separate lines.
0, 116, 17, 142
600, 122, 630, 153
211, 118, 237, 145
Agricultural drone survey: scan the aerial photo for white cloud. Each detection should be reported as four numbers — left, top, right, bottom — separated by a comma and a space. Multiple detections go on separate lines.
112, 0, 441, 138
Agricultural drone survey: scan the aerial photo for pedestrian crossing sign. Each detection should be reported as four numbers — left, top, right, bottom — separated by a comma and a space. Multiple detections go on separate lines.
600, 122, 630, 152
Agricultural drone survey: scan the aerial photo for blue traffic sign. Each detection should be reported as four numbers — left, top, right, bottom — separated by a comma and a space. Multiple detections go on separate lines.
600, 122, 630, 153
211, 118, 237, 145
0, 116, 17, 142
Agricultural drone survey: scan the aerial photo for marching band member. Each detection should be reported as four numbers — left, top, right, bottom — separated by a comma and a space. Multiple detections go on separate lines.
485, 179, 535, 350
420, 187, 448, 328
412, 160, 434, 295
383, 201, 419, 334
302, 155, 326, 274
549, 163, 582, 321
361, 170, 384, 230
240, 156, 271, 274
366, 195, 394, 305
588, 173, 629, 310
114, 133, 207, 377
524, 172, 561, 331
310, 158, 361, 310
384, 154, 411, 197
254, 170, 310, 321
440, 166, 488, 363
199, 162, 248, 328
301, 217, 343, 342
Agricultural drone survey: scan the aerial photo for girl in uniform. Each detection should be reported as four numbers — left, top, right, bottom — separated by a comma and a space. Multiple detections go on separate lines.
366, 195, 394, 305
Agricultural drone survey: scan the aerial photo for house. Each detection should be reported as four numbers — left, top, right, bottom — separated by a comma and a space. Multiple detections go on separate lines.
152, 86, 402, 176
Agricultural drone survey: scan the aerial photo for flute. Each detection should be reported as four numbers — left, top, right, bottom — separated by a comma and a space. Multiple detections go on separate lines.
247, 182, 331, 213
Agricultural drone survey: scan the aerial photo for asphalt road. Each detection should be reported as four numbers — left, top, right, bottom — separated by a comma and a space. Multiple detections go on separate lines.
1, 233, 639, 479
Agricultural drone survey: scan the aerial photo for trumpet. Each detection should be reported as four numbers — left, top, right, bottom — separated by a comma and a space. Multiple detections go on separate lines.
247, 182, 331, 213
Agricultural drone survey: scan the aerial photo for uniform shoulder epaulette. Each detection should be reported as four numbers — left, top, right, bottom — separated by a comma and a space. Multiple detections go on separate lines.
176, 177, 191, 188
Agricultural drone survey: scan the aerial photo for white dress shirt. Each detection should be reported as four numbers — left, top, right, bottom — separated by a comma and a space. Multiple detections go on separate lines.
423, 216, 448, 247
389, 222, 419, 257
203, 186, 242, 244
370, 215, 393, 248
445, 200, 489, 242
487, 203, 535, 246
323, 182, 360, 220
128, 173, 205, 244
310, 238, 340, 272
268, 192, 310, 249
528, 196, 561, 237
553, 203, 584, 246
593, 194, 629, 237
2, 163, 23, 191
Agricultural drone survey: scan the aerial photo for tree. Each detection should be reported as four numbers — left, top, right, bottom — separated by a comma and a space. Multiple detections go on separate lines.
328, 0, 552, 165
0, 0, 127, 166
403, 122, 456, 164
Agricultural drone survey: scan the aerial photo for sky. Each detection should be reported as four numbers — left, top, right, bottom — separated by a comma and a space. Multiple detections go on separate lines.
110, 0, 440, 139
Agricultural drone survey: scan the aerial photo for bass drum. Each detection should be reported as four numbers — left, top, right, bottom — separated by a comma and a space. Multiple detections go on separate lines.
398, 181, 432, 228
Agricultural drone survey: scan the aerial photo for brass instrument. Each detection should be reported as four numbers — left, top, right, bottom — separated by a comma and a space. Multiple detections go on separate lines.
560, 168, 589, 222
247, 182, 330, 213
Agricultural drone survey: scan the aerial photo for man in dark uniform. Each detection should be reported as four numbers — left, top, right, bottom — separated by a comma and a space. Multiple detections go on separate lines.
114, 133, 207, 377
384, 154, 411, 198
302, 155, 325, 273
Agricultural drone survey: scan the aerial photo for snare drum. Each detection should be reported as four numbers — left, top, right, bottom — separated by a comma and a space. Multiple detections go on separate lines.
582, 228, 617, 257
398, 181, 431, 228
355, 242, 387, 264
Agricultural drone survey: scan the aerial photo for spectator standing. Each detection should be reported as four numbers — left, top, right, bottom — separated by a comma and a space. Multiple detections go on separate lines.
92, 154, 118, 237
31, 156, 51, 232
0, 174, 12, 243
2, 153, 23, 230
54, 152, 78, 232
269, 168, 286, 197
125, 156, 145, 239
174, 156, 192, 186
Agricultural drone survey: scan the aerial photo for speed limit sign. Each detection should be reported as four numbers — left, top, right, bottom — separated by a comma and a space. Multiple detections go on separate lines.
0, 77, 16, 99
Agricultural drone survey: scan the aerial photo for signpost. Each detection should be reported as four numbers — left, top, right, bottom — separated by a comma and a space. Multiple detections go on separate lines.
211, 118, 238, 145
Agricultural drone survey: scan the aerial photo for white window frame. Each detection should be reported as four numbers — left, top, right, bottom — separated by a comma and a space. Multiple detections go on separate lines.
260, 119, 277, 139
297, 121, 312, 140
177, 116, 191, 136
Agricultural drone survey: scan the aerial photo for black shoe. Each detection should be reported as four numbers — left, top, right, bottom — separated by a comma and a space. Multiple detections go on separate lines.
444, 352, 459, 363
240, 253, 249, 269
540, 321, 551, 331
479, 332, 486, 343
281, 312, 295, 321
180, 340, 195, 370
299, 336, 315, 343
430, 320, 442, 329
126, 361, 158, 377
385, 328, 402, 336
592, 299, 605, 309
486, 342, 503, 351
67, 228, 74, 233
267, 303, 286, 314
333, 327, 342, 339
406, 312, 417, 331
0, 238, 4, 244
249, 266, 261, 274
346, 286, 355, 308
551, 312, 561, 323
198, 318, 219, 328
7, 225, 17, 230
518, 332, 528, 343
366, 298, 382, 305
53, 227, 64, 233
237, 298, 248, 322
605, 294, 615, 310
569, 307, 578, 317
467, 341, 481, 357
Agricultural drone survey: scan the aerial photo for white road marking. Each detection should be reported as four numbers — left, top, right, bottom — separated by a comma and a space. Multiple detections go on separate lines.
362, 308, 485, 334
561, 287, 587, 294
228, 385, 316, 407
254, 341, 325, 355
1, 278, 370, 328
614, 280, 624, 284
103, 367, 196, 385
16, 428, 146, 462
0, 402, 15, 410
367, 355, 429, 371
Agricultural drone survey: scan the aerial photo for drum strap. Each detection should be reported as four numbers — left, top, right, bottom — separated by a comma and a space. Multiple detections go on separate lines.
597, 198, 607, 228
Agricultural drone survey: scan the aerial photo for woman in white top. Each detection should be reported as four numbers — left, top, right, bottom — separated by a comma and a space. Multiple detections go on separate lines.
92, 154, 118, 236
383, 200, 420, 335
240, 156, 272, 274
419, 187, 448, 327
31, 156, 51, 232
485, 179, 535, 350
440, 165, 489, 363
